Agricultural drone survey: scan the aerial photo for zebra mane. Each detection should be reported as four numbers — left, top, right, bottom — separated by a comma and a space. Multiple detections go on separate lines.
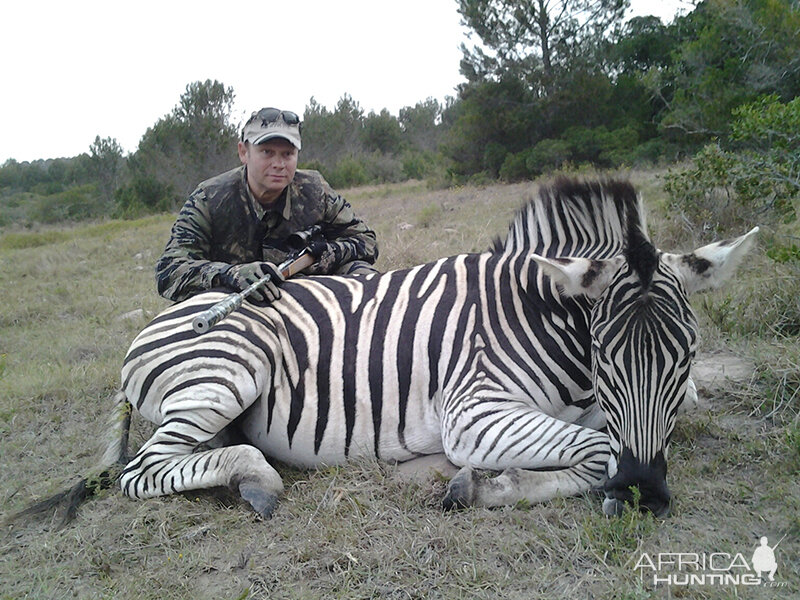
493, 177, 651, 263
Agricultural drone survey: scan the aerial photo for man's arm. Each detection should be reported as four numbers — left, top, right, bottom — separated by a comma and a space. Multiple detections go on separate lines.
325, 191, 378, 263
155, 191, 230, 302
304, 190, 378, 275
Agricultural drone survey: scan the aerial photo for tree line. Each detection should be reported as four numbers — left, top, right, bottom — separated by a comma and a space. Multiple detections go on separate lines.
1, 0, 798, 231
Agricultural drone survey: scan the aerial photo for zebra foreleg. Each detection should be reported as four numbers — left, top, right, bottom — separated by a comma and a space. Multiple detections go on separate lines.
119, 402, 283, 518
443, 464, 605, 509
441, 406, 610, 509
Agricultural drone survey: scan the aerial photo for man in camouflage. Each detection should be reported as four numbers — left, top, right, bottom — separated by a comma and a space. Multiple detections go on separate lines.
156, 107, 378, 303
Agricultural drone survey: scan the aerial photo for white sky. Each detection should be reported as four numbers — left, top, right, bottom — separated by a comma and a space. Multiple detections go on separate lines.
0, 0, 690, 164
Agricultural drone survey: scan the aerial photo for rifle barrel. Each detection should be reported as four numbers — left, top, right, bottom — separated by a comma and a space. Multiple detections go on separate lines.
191, 251, 315, 334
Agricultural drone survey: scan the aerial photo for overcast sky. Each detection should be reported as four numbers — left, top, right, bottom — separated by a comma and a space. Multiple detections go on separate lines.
1, 0, 690, 164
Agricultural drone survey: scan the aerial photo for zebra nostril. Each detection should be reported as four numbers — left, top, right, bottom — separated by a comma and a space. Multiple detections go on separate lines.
603, 496, 626, 517
648, 499, 671, 518
602, 481, 671, 517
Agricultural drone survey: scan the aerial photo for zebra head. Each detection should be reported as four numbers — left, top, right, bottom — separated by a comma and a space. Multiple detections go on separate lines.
534, 225, 759, 516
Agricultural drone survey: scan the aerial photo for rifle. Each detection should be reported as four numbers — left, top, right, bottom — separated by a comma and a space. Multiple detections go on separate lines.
191, 226, 323, 334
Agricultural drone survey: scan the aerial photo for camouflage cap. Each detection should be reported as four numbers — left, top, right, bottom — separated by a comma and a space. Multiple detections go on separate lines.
241, 107, 302, 150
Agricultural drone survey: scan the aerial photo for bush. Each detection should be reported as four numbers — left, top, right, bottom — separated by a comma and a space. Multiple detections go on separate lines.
597, 125, 640, 166
563, 127, 607, 164
298, 159, 327, 175
499, 150, 532, 182
526, 139, 571, 175
24, 184, 108, 224
114, 177, 174, 219
0, 184, 111, 226
327, 157, 369, 188
627, 138, 668, 166
729, 95, 800, 219
402, 151, 438, 180
362, 153, 404, 184
700, 259, 800, 338
0, 192, 33, 227
662, 144, 745, 238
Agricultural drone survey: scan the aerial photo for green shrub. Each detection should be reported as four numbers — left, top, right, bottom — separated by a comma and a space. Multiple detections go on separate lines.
298, 159, 327, 175
665, 95, 800, 238
627, 138, 668, 166
499, 150, 532, 182
402, 151, 436, 180
27, 184, 107, 224
766, 242, 800, 264
597, 125, 640, 166
526, 139, 571, 175
114, 177, 174, 219
327, 156, 369, 188
663, 144, 745, 237
31, 181, 65, 196
563, 127, 607, 164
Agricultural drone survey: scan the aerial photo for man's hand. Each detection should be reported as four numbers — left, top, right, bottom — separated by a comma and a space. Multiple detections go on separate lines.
304, 238, 341, 275
219, 262, 285, 302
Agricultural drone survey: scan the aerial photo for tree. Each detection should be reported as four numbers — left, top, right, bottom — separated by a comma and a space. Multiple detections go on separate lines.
399, 99, 446, 153
607, 15, 676, 75
445, 0, 637, 179
361, 109, 403, 154
457, 0, 629, 91
300, 95, 366, 167
130, 79, 239, 209
442, 76, 539, 178
652, 0, 800, 144
88, 136, 124, 207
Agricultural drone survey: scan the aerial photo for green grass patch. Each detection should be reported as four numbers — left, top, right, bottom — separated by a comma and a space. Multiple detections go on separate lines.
0, 214, 174, 250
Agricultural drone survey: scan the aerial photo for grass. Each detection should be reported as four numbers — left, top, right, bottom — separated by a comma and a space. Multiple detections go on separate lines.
1, 171, 799, 599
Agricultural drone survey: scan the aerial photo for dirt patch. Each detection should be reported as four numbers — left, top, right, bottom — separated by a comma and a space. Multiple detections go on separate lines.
692, 350, 755, 393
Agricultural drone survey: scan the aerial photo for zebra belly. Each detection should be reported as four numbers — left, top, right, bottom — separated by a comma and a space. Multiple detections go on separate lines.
239, 391, 445, 468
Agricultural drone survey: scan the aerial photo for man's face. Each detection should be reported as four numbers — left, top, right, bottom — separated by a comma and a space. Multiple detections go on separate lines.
239, 138, 298, 204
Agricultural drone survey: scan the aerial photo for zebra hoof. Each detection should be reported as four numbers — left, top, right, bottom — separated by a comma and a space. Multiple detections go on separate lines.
239, 482, 280, 519
442, 466, 477, 510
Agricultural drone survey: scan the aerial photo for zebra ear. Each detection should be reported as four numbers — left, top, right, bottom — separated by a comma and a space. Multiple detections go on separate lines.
663, 226, 759, 295
531, 255, 625, 299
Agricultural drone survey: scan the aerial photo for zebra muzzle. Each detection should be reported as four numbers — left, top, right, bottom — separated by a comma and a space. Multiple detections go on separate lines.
602, 448, 671, 517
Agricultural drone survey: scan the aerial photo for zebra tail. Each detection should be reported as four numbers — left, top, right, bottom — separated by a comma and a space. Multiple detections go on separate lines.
10, 390, 131, 529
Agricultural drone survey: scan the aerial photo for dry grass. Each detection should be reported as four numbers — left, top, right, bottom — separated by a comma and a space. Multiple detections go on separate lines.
1, 172, 798, 599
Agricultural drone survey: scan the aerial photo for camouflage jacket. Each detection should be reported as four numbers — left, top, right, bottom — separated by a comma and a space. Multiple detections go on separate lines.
155, 166, 378, 301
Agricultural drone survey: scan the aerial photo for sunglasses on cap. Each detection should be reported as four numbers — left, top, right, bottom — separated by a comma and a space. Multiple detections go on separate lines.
243, 107, 302, 135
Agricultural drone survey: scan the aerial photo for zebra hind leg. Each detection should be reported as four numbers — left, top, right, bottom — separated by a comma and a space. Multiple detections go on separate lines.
120, 396, 283, 518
